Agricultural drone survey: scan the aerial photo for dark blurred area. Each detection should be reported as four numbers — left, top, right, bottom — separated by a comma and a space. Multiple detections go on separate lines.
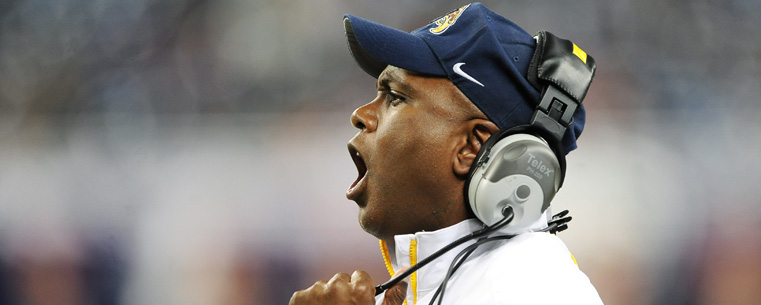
1, 0, 760, 304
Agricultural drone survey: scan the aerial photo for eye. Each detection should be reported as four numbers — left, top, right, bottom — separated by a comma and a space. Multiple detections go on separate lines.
385, 90, 406, 106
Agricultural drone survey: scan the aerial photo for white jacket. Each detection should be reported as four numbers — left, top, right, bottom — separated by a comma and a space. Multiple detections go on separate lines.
376, 218, 603, 305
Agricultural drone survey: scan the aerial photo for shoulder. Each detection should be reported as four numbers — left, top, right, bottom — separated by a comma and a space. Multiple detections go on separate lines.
476, 232, 603, 304
488, 232, 577, 268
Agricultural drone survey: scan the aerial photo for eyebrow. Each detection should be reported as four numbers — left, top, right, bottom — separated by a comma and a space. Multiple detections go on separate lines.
377, 72, 414, 94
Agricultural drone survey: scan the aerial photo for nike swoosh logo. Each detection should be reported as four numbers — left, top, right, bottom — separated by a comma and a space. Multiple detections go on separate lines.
453, 63, 484, 87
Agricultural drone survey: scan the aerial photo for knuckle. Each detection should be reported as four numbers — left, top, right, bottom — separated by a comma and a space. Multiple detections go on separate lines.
289, 290, 306, 304
354, 282, 372, 295
312, 280, 326, 290
351, 270, 373, 285
306, 280, 327, 296
323, 273, 351, 298
332, 280, 350, 292
350, 270, 375, 297
328, 272, 351, 287
333, 272, 351, 280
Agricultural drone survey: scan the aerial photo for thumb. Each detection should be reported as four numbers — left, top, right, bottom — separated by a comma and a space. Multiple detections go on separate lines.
382, 268, 409, 305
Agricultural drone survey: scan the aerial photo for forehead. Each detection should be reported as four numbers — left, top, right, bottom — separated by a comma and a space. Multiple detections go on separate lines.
377, 66, 451, 93
377, 66, 482, 118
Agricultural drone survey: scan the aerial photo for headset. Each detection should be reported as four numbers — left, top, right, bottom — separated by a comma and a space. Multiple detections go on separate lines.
374, 31, 596, 301
465, 31, 596, 232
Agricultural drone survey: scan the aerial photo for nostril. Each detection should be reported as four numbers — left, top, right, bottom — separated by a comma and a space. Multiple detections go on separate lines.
350, 108, 367, 130
350, 103, 375, 131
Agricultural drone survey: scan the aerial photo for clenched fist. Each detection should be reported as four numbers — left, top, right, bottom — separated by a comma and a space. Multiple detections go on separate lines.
289, 270, 407, 305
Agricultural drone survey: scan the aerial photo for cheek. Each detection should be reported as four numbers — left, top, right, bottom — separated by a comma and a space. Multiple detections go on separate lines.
372, 112, 453, 191
377, 111, 449, 158
376, 116, 429, 170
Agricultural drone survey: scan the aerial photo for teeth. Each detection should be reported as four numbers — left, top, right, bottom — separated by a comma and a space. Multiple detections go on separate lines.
356, 151, 360, 157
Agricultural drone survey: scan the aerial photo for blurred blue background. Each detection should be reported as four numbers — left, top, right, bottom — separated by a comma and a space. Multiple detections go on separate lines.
1, 0, 760, 304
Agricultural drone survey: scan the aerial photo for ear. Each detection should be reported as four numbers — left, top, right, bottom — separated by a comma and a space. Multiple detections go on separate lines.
453, 119, 500, 177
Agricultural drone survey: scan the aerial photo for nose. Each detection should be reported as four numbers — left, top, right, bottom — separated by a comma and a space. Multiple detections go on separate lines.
350, 101, 377, 132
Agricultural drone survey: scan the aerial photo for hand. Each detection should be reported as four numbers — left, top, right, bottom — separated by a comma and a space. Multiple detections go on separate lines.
289, 270, 408, 305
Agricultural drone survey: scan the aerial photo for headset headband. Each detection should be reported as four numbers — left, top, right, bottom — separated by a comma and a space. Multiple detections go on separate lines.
527, 31, 597, 148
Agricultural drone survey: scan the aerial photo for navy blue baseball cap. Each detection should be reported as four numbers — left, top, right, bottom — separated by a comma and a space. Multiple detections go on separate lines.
343, 2, 585, 153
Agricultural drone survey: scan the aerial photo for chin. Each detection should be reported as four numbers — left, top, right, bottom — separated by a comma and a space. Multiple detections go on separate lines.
357, 207, 387, 240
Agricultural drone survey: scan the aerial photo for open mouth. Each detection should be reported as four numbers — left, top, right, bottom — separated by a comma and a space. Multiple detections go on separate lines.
347, 144, 367, 200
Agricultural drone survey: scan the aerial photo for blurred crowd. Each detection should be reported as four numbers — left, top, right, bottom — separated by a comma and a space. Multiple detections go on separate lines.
1, 0, 760, 304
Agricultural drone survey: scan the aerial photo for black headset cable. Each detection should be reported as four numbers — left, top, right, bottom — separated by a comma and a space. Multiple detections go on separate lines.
374, 207, 515, 296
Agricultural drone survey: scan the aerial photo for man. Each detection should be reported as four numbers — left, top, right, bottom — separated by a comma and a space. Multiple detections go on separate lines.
291, 3, 602, 304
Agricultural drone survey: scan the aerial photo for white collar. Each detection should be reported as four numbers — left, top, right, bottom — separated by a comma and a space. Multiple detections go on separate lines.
381, 212, 551, 302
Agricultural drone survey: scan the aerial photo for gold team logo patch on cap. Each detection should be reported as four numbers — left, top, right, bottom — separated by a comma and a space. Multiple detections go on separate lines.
429, 4, 470, 35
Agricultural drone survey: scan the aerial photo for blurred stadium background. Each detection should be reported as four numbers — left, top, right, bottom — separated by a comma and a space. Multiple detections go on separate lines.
1, 0, 760, 304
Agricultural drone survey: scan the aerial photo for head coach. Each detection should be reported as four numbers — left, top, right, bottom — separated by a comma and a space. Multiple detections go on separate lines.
290, 3, 602, 305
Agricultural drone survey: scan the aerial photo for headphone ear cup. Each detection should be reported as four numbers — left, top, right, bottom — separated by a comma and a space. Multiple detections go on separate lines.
466, 132, 561, 232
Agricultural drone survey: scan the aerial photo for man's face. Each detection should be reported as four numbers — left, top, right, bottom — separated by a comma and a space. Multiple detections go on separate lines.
347, 66, 473, 240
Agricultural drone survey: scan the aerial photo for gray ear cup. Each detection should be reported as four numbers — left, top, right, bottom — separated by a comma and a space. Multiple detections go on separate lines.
467, 134, 561, 232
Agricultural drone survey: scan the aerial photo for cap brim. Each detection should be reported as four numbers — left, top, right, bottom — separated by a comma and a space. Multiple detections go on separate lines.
343, 15, 446, 78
